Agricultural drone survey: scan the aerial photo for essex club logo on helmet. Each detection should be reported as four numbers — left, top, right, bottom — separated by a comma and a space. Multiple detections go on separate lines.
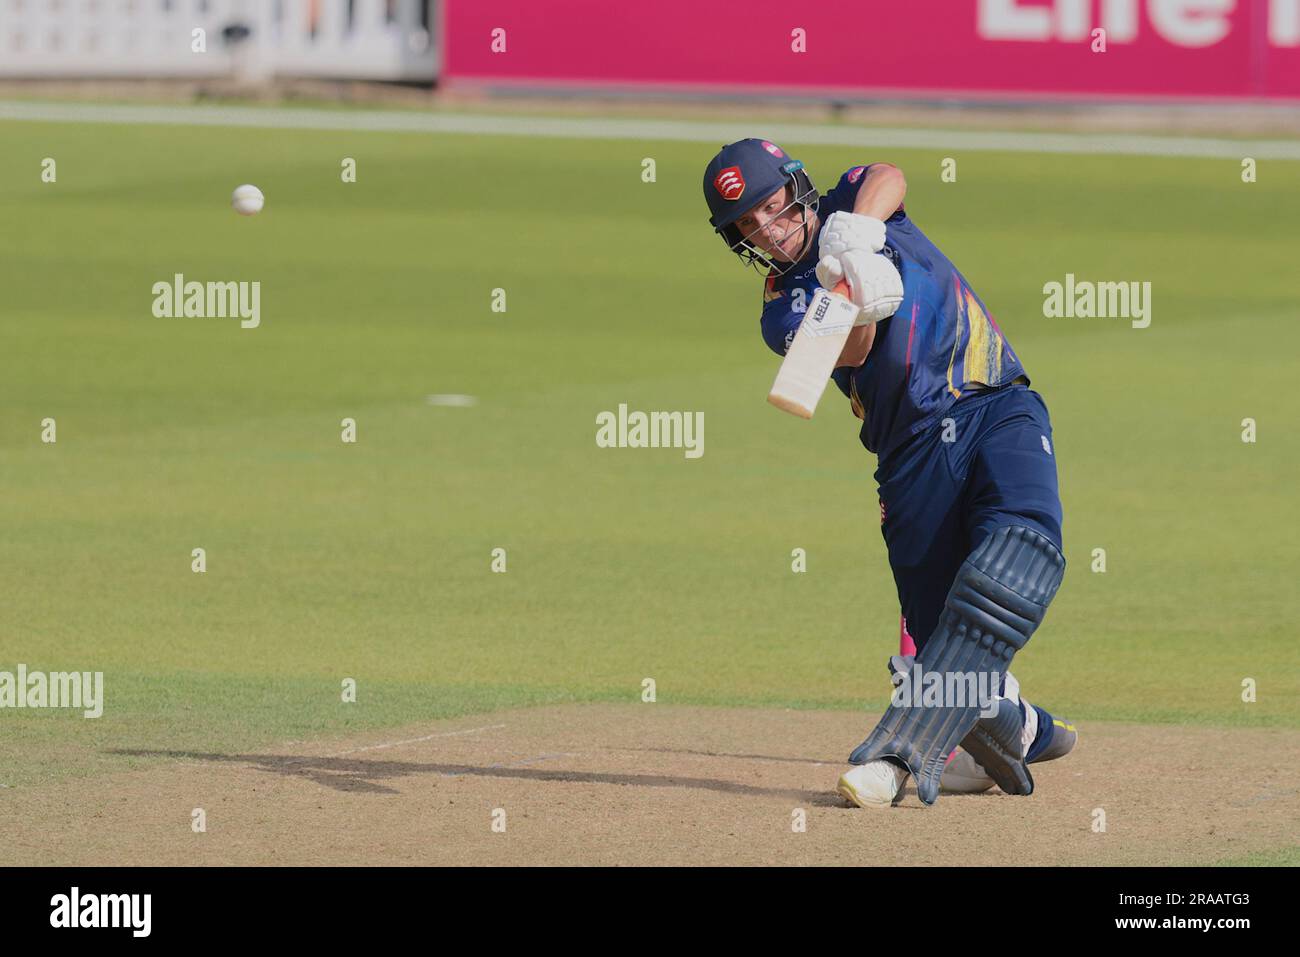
714, 166, 746, 201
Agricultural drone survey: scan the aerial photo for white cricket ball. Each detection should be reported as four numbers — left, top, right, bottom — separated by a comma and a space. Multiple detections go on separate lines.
231, 184, 265, 216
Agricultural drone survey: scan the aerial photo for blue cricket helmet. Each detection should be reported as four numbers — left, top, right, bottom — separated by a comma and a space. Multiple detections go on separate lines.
702, 138, 818, 274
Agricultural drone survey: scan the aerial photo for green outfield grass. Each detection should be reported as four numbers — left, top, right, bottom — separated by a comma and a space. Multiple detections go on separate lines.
1212, 846, 1300, 866
1, 117, 1297, 789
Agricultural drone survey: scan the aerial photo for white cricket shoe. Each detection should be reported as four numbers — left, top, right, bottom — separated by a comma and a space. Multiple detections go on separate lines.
940, 701, 1076, 794
837, 760, 909, 808
939, 749, 996, 794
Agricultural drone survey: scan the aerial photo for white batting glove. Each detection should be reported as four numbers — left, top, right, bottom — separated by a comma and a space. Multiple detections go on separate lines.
839, 249, 904, 325
814, 254, 845, 291
818, 211, 887, 261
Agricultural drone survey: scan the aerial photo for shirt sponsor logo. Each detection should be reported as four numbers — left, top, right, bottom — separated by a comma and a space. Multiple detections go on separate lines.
848, 165, 867, 183
714, 166, 746, 201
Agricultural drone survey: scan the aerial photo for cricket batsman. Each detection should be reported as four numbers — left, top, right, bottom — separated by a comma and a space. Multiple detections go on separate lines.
702, 139, 1077, 807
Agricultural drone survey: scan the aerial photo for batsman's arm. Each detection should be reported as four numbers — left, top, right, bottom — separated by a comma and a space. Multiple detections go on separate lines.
832, 164, 904, 368
836, 322, 875, 369
852, 163, 907, 220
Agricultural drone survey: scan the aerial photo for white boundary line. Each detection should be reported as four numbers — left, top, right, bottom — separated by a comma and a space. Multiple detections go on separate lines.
2, 100, 1299, 159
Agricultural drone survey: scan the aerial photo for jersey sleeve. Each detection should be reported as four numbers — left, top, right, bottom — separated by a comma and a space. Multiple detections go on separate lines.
829, 366, 854, 401
824, 165, 908, 223
759, 275, 802, 357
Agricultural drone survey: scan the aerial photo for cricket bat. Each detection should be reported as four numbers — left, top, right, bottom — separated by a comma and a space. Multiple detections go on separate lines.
767, 280, 860, 418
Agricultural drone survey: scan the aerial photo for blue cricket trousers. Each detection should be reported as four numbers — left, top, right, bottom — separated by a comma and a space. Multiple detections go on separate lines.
875, 384, 1064, 653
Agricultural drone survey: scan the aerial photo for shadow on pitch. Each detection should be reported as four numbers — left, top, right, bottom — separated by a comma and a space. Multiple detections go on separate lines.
616, 746, 841, 766
108, 748, 838, 803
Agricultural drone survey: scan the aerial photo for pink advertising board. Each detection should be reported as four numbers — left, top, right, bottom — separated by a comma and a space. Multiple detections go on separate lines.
440, 0, 1300, 101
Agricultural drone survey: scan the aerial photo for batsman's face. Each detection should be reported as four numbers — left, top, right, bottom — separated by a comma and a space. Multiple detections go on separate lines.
736, 186, 815, 262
